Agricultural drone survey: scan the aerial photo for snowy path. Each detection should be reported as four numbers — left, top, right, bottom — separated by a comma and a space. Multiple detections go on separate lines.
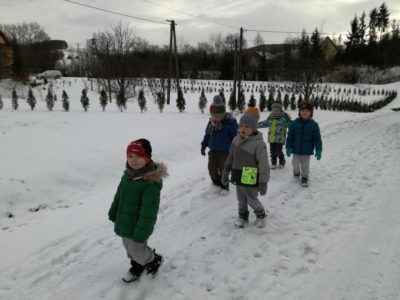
1, 98, 400, 299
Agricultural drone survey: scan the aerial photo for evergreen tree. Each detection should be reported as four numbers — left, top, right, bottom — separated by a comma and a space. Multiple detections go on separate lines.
99, 89, 107, 112
46, 87, 54, 111
297, 94, 304, 108
138, 89, 146, 113
290, 93, 296, 110
27, 87, 36, 111
80, 89, 89, 112
228, 91, 236, 112
0, 93, 3, 110
156, 92, 166, 113
248, 93, 256, 107
259, 89, 267, 112
176, 88, 186, 112
116, 90, 127, 112
237, 89, 245, 113
283, 93, 290, 110
378, 2, 390, 37
219, 88, 226, 104
346, 15, 360, 49
310, 27, 322, 59
276, 89, 282, 103
12, 87, 18, 110
369, 8, 379, 43
299, 29, 311, 59
199, 88, 208, 114
359, 11, 367, 46
267, 89, 274, 111
62, 90, 69, 112
53, 94, 57, 102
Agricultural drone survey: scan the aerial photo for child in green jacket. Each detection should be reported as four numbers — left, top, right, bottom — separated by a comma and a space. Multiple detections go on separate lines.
108, 139, 168, 282
258, 102, 291, 169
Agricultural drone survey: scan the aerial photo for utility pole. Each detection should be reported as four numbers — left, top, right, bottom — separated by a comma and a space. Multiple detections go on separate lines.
77, 43, 82, 78
237, 27, 243, 101
233, 38, 238, 105
166, 20, 180, 105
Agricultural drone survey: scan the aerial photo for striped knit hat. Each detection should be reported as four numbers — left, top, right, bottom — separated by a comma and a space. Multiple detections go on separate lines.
210, 95, 226, 119
239, 107, 260, 131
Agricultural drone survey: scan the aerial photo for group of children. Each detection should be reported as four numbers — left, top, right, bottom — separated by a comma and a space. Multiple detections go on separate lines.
108, 95, 322, 282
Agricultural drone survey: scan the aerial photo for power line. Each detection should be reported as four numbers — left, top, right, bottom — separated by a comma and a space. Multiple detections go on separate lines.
63, 0, 168, 25
140, 0, 239, 30
197, 0, 247, 15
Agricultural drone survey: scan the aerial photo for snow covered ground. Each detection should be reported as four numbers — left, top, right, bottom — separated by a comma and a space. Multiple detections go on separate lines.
0, 79, 400, 300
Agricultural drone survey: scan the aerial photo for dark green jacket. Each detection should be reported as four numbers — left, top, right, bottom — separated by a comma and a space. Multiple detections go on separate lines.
108, 163, 168, 243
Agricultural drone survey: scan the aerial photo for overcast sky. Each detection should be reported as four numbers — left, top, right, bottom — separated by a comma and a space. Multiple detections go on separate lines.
1, 0, 400, 48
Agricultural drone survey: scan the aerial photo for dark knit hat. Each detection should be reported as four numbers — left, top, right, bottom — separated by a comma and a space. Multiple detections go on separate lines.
299, 102, 314, 117
210, 95, 226, 119
126, 139, 152, 158
271, 101, 283, 111
239, 107, 260, 131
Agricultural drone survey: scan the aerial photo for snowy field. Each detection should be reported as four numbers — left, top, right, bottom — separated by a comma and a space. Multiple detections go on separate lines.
0, 79, 400, 300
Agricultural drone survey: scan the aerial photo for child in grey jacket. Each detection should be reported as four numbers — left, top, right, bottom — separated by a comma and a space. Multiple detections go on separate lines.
222, 107, 270, 228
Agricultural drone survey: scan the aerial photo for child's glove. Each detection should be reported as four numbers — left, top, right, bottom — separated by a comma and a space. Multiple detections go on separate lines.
201, 145, 206, 156
315, 151, 322, 160
259, 183, 268, 196
286, 148, 292, 157
221, 169, 230, 186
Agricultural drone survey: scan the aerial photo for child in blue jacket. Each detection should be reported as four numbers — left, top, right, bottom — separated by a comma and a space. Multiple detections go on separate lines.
286, 102, 322, 187
201, 95, 238, 194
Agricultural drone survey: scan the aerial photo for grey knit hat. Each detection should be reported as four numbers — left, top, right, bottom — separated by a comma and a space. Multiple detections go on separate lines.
239, 107, 260, 131
210, 95, 226, 119
271, 101, 283, 111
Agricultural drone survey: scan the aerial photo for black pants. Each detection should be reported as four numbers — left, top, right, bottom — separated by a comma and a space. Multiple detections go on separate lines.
208, 150, 229, 188
270, 143, 285, 165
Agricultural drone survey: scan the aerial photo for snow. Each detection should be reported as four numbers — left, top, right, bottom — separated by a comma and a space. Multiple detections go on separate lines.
0, 78, 400, 300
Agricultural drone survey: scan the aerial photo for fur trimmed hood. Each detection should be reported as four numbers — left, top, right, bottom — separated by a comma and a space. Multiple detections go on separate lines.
143, 162, 169, 182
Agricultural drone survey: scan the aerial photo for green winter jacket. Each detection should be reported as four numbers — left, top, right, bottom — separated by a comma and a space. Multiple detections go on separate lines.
108, 162, 168, 243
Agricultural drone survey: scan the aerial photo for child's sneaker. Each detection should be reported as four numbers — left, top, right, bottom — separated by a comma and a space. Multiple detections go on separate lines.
271, 164, 277, 169
278, 164, 285, 169
123, 260, 145, 283
301, 177, 308, 187
146, 250, 163, 277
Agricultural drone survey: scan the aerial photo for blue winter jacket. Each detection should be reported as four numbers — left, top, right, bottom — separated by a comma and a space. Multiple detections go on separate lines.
201, 116, 238, 152
286, 118, 322, 155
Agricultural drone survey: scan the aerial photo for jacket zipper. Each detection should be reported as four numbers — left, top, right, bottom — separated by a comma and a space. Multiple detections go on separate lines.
300, 122, 305, 154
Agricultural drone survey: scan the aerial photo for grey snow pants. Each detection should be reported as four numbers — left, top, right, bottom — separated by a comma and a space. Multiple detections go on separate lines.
292, 154, 311, 178
122, 238, 154, 266
236, 185, 265, 217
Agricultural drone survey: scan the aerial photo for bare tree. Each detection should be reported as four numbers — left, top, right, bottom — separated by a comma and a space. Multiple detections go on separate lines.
92, 23, 144, 107
294, 59, 323, 102
0, 22, 50, 44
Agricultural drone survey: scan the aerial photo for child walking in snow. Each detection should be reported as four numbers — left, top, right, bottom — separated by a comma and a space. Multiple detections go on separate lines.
108, 139, 168, 282
201, 95, 238, 194
258, 101, 291, 169
286, 102, 322, 187
222, 107, 270, 228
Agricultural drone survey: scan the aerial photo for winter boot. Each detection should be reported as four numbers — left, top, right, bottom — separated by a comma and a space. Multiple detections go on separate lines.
254, 210, 267, 228
123, 260, 145, 283
301, 176, 309, 187
146, 250, 163, 277
271, 164, 277, 170
293, 172, 300, 178
278, 163, 285, 169
220, 185, 229, 196
235, 211, 249, 228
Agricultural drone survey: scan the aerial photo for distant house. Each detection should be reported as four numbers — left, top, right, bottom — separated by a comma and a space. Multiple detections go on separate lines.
0, 30, 13, 78
320, 37, 338, 62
